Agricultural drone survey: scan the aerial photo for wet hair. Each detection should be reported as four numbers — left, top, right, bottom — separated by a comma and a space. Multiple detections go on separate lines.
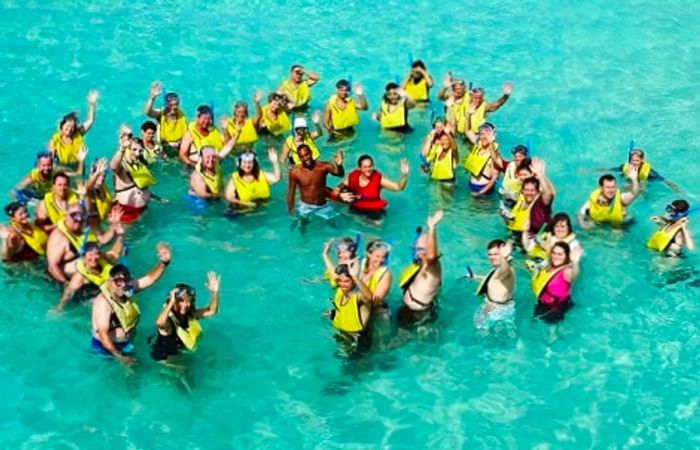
83, 242, 101, 254
670, 199, 689, 213
5, 201, 23, 217
233, 101, 249, 114
598, 174, 616, 187
268, 92, 284, 103
197, 105, 213, 116
335, 237, 357, 256
385, 82, 400, 92
290, 64, 303, 72
172, 283, 197, 318
52, 171, 69, 185
357, 154, 373, 167
516, 158, 533, 173
336, 79, 350, 89
411, 60, 426, 70
335, 264, 352, 278
487, 239, 506, 250
522, 177, 540, 191
140, 121, 157, 133
545, 213, 573, 235
550, 241, 572, 266
164, 92, 179, 103
109, 264, 131, 280
59, 112, 78, 130
512, 144, 529, 156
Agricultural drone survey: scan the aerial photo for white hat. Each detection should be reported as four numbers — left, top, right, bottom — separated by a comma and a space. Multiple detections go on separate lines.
293, 117, 308, 129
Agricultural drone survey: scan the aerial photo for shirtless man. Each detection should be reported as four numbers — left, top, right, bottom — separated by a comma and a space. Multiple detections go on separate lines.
14, 150, 85, 202
287, 145, 345, 224
396, 210, 443, 327
45, 202, 122, 283
470, 239, 516, 329
91, 243, 171, 364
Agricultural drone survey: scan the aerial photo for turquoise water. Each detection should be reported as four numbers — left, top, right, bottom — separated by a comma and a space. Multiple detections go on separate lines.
2, 1, 700, 447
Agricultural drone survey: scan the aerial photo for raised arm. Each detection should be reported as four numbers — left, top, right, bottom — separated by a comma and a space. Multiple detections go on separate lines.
485, 82, 512, 113
252, 91, 263, 128
264, 147, 282, 184
354, 84, 368, 111
437, 73, 452, 101
134, 243, 171, 292
353, 275, 374, 305
564, 246, 582, 283
195, 271, 221, 318
79, 90, 99, 134
310, 110, 323, 139
305, 69, 321, 87
322, 240, 337, 280
329, 151, 346, 177
621, 165, 640, 206
425, 210, 443, 263
531, 158, 555, 205
144, 82, 163, 119
494, 241, 514, 279
380, 158, 409, 191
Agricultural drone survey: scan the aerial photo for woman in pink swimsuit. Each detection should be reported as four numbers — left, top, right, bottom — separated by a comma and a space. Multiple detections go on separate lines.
533, 242, 582, 323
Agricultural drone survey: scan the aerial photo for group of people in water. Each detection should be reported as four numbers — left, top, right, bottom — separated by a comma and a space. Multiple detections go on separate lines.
1, 60, 696, 360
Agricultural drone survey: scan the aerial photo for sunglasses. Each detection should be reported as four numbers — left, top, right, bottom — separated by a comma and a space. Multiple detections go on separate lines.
68, 211, 85, 221
112, 276, 131, 287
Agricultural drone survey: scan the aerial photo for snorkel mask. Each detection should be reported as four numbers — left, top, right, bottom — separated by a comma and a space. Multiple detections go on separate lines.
335, 234, 360, 258
628, 148, 645, 162
236, 151, 257, 167
366, 239, 391, 266
665, 202, 690, 222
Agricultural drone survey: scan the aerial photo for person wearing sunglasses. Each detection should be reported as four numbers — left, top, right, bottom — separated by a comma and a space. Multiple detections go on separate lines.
111, 129, 157, 223
463, 123, 500, 196
397, 210, 443, 328
34, 172, 80, 233
648, 200, 695, 256
224, 148, 281, 209
608, 148, 679, 191
144, 82, 187, 157
1, 202, 48, 263
14, 150, 85, 202
91, 243, 171, 364
150, 271, 221, 363
278, 64, 321, 111
47, 90, 99, 167
401, 59, 434, 103
323, 79, 369, 141
280, 115, 323, 166
578, 171, 639, 229
288, 146, 345, 224
468, 239, 516, 330
373, 82, 417, 132
179, 105, 226, 166
46, 202, 123, 283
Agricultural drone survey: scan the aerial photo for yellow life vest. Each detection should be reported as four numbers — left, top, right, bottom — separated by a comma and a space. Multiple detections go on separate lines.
170, 314, 203, 351
399, 262, 422, 289
226, 118, 258, 146
426, 144, 455, 181
123, 159, 156, 189
57, 218, 97, 253
647, 221, 684, 252
464, 142, 497, 178
100, 284, 140, 334
159, 110, 188, 143
51, 131, 84, 165
195, 161, 223, 195
29, 169, 53, 198
501, 163, 522, 197
528, 232, 577, 261
77, 258, 113, 287
260, 105, 291, 136
363, 264, 388, 293
14, 222, 48, 256
188, 122, 224, 153
232, 171, 271, 202
507, 193, 539, 232
143, 143, 162, 165
531, 265, 567, 299
281, 79, 311, 108
405, 78, 429, 102
622, 161, 652, 181
92, 184, 113, 221
475, 268, 497, 296
328, 95, 359, 131
44, 191, 79, 225
379, 100, 407, 129
284, 135, 320, 165
587, 188, 624, 225
331, 288, 364, 333
466, 100, 486, 134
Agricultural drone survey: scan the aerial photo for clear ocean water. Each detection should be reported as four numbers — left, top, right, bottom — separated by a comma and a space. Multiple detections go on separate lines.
1, 1, 700, 448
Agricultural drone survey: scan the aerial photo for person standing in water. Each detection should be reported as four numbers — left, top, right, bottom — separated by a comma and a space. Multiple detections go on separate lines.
287, 145, 345, 223
402, 60, 434, 103
470, 239, 516, 329
396, 210, 444, 327
323, 79, 369, 140
144, 82, 187, 157
47, 90, 99, 168
278, 64, 321, 111
531, 242, 582, 324
578, 171, 639, 229
150, 271, 221, 363
647, 199, 695, 256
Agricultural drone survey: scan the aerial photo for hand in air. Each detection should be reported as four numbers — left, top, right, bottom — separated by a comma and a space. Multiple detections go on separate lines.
87, 90, 99, 104
76, 146, 88, 163
323, 239, 334, 254
74, 181, 87, 197
311, 110, 321, 124
570, 246, 583, 264
150, 82, 162, 98
399, 158, 409, 176
253, 91, 263, 103
442, 72, 452, 88
334, 150, 345, 166
353, 83, 364, 96
530, 157, 546, 176
500, 240, 514, 259
206, 271, 221, 292
218, 116, 229, 130
0, 224, 9, 240
267, 147, 278, 163
502, 81, 513, 96
156, 242, 172, 264
427, 210, 444, 229
627, 164, 639, 181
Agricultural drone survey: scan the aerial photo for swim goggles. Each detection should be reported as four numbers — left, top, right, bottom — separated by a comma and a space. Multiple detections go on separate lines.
471, 87, 485, 95
366, 240, 391, 254
512, 144, 529, 156
665, 204, 688, 221
164, 93, 179, 103
197, 105, 213, 116
628, 149, 645, 159
478, 122, 495, 133
238, 152, 257, 164
174, 284, 196, 301
451, 79, 466, 86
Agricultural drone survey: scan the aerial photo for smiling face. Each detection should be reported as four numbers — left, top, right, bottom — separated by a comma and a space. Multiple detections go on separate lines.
601, 179, 617, 200
298, 146, 314, 169
166, 97, 179, 114
11, 206, 29, 225
522, 180, 539, 203
553, 219, 571, 238
337, 273, 355, 294
174, 293, 193, 316
385, 88, 400, 105
549, 245, 569, 267
439, 134, 451, 148
61, 118, 76, 136
452, 83, 465, 98
196, 112, 212, 129
629, 152, 644, 168
337, 85, 350, 99
366, 247, 387, 269
142, 127, 155, 143
38, 156, 53, 177
488, 246, 503, 267
471, 90, 484, 105
84, 248, 101, 269
234, 105, 248, 121
53, 175, 69, 199
201, 151, 217, 170
292, 66, 304, 82
109, 274, 131, 299
66, 204, 85, 232
359, 158, 374, 178
478, 128, 491, 146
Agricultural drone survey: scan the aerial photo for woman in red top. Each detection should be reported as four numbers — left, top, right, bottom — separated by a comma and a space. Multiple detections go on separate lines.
330, 154, 409, 219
